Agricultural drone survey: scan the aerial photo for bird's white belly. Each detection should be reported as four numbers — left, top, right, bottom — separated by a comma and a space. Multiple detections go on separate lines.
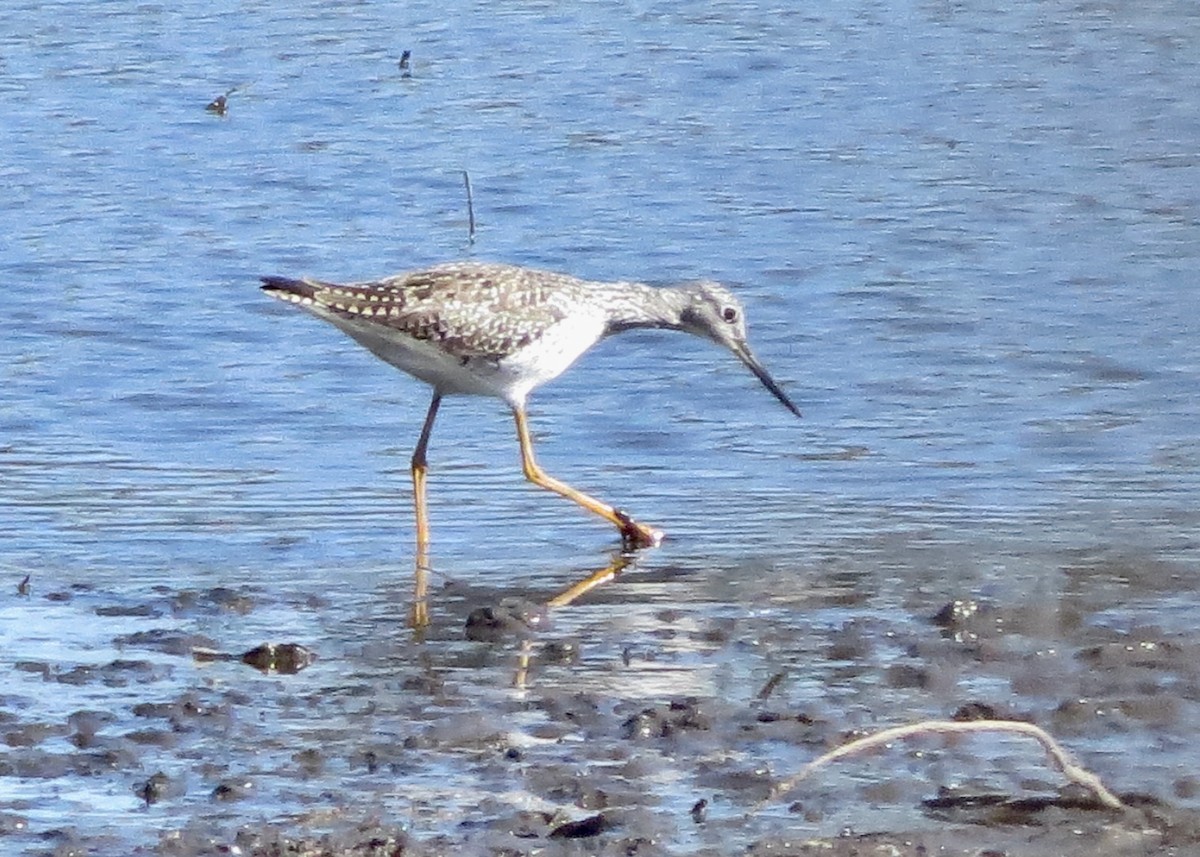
332, 311, 606, 405
497, 312, 607, 400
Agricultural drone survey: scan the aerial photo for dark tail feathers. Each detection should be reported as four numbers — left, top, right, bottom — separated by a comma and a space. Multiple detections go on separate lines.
260, 275, 312, 296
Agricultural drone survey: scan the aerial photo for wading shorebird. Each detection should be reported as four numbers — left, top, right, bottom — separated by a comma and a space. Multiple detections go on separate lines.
261, 261, 801, 550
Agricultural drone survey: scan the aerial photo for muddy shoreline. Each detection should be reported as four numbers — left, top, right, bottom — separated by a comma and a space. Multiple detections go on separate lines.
7, 558, 1200, 856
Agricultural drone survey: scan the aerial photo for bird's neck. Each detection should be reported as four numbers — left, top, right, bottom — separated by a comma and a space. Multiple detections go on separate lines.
598, 282, 689, 336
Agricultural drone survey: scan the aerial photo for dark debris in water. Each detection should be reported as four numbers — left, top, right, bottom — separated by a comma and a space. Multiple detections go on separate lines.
135, 770, 177, 806
205, 87, 237, 115
228, 824, 411, 857
621, 698, 711, 740
212, 777, 255, 802
921, 785, 1133, 824
191, 641, 317, 674
114, 628, 219, 657
547, 812, 609, 838
464, 596, 548, 641
241, 642, 317, 674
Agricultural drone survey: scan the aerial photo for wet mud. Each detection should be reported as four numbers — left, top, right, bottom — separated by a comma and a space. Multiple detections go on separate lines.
5, 549, 1200, 857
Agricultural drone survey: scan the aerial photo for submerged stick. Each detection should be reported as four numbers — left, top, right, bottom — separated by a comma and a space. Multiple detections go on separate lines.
462, 169, 476, 243
755, 718, 1126, 813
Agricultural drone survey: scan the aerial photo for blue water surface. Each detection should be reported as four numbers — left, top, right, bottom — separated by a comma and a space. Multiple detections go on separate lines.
1, 0, 1198, 852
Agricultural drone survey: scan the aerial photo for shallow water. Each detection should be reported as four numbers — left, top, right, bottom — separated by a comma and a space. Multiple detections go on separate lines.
2, 0, 1199, 854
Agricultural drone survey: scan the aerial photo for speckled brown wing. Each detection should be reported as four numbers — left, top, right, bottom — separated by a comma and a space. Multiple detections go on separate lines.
275, 264, 574, 362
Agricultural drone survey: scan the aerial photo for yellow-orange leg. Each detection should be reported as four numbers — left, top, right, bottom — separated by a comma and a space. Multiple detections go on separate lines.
512, 406, 663, 550
411, 393, 442, 556
408, 393, 441, 630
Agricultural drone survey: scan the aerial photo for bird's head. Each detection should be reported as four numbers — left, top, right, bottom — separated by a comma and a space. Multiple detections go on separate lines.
678, 282, 802, 418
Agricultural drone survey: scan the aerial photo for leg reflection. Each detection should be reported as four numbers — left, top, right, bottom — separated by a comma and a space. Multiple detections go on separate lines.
511, 554, 634, 688
545, 553, 633, 610
411, 546, 431, 631
409, 551, 633, 639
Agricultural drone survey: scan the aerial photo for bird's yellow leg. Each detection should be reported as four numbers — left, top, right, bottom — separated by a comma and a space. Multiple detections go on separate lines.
512, 407, 663, 549
408, 394, 442, 630
411, 393, 442, 557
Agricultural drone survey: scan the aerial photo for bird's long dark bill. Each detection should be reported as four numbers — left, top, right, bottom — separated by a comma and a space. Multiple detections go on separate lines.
736, 345, 802, 418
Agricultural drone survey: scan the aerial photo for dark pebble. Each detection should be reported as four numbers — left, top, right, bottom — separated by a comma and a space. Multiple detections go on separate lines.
241, 642, 317, 674
548, 813, 608, 839
135, 771, 173, 805
212, 778, 253, 801
465, 598, 547, 642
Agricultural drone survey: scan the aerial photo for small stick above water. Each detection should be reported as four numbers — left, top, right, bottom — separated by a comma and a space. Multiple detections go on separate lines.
462, 169, 476, 243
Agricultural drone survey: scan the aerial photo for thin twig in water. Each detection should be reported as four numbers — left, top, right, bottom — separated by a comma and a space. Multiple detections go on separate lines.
756, 670, 787, 701
754, 718, 1126, 813
462, 170, 475, 243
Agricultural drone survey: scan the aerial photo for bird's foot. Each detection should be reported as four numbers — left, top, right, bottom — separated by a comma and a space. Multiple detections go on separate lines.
614, 509, 664, 550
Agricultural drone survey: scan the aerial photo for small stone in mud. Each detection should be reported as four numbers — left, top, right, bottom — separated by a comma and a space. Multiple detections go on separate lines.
94, 603, 160, 618
117, 628, 219, 656
1051, 697, 1099, 730
358, 749, 380, 773
494, 809, 553, 838
174, 586, 256, 616
124, 728, 179, 748
548, 812, 608, 839
952, 701, 1008, 721
826, 623, 872, 661
208, 586, 255, 611
292, 747, 324, 776
1175, 776, 1200, 799
884, 663, 929, 689
135, 771, 174, 805
931, 598, 980, 627
401, 672, 445, 694
13, 661, 50, 679
3, 721, 68, 748
54, 665, 97, 686
465, 597, 547, 642
241, 642, 316, 674
232, 825, 410, 856
926, 597, 984, 628
0, 810, 29, 834
67, 709, 115, 748
131, 692, 227, 725
211, 778, 253, 801
1076, 639, 1185, 669
540, 640, 580, 664
621, 698, 710, 740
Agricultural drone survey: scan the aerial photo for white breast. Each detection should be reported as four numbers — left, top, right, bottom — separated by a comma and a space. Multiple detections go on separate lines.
323, 305, 608, 407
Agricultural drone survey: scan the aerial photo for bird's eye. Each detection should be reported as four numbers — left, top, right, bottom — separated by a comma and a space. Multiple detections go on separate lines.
721, 306, 738, 324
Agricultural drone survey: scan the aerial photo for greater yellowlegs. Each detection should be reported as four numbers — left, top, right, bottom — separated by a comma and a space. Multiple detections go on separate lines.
261, 261, 801, 550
